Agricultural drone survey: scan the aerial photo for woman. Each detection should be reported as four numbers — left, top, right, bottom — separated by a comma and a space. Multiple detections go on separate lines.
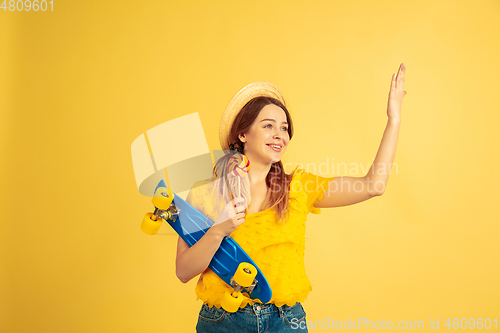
176, 64, 407, 332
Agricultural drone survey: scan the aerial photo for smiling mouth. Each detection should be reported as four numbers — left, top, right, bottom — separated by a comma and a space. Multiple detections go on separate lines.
266, 144, 282, 152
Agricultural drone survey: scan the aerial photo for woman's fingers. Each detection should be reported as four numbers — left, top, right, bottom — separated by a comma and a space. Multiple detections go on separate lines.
391, 64, 405, 84
391, 64, 406, 94
233, 196, 246, 206
397, 63, 405, 85
391, 73, 397, 90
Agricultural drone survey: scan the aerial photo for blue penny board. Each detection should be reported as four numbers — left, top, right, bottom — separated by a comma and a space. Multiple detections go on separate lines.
155, 180, 272, 304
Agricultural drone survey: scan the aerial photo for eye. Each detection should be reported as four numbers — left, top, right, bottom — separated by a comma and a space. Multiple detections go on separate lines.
264, 124, 272, 129
281, 126, 288, 131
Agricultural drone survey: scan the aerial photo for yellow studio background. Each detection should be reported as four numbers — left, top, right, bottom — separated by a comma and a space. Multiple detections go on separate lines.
1, 0, 499, 332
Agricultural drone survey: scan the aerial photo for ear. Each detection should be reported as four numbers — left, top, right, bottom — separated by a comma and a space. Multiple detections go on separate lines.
238, 133, 246, 143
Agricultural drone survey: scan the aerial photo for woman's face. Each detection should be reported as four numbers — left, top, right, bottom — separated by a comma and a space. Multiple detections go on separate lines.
239, 104, 290, 165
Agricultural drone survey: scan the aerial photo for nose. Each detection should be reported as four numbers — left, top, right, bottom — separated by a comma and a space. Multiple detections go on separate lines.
273, 128, 282, 139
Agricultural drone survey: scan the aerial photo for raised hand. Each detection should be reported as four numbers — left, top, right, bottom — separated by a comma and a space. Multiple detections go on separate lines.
387, 63, 407, 121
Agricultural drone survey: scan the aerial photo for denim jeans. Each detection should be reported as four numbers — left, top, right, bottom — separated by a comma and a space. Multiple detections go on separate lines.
196, 302, 308, 332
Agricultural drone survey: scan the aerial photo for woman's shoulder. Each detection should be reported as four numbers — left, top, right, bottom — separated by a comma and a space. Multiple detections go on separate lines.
290, 168, 330, 183
192, 176, 216, 188
288, 168, 333, 197
289, 168, 312, 183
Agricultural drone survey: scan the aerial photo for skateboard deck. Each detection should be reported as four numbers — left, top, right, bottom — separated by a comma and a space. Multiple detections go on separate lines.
148, 180, 272, 305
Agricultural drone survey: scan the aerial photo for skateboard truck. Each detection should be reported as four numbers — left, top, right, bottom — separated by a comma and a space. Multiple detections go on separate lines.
153, 203, 179, 222
221, 262, 258, 313
141, 186, 180, 235
229, 272, 257, 294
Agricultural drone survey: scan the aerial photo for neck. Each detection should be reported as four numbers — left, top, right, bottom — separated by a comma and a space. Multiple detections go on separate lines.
247, 162, 271, 186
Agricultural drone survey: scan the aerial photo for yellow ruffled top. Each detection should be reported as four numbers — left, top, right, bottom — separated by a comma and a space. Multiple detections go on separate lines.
187, 169, 335, 308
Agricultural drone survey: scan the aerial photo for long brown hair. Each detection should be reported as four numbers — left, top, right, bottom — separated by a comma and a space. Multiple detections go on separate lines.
213, 96, 296, 222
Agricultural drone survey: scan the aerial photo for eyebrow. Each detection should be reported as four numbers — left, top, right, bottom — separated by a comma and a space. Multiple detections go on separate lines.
260, 119, 289, 125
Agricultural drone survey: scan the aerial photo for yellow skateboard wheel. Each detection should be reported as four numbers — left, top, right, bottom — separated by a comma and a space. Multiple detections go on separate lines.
152, 187, 173, 210
221, 289, 244, 313
141, 212, 163, 235
233, 263, 257, 288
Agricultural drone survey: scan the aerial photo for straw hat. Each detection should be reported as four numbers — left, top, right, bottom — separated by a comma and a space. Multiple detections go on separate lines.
219, 81, 286, 152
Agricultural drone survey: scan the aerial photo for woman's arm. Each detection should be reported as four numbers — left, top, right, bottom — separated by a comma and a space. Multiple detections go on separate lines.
315, 63, 407, 208
175, 230, 224, 283
175, 192, 246, 283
